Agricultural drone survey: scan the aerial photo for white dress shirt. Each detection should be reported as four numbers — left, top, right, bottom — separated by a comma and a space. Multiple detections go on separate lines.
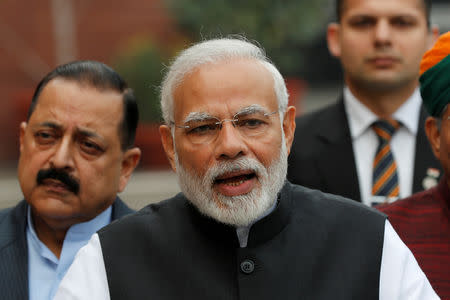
27, 206, 112, 300
343, 87, 421, 206
54, 220, 438, 300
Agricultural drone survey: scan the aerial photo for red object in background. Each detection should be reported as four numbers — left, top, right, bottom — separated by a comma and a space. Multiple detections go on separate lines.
285, 77, 307, 116
134, 123, 170, 170
5, 89, 34, 163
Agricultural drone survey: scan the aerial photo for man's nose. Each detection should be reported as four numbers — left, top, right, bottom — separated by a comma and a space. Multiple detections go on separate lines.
49, 137, 75, 170
374, 20, 392, 47
213, 121, 247, 160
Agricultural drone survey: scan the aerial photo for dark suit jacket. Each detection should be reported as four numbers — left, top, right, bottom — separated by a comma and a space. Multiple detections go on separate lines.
287, 98, 442, 202
0, 198, 134, 300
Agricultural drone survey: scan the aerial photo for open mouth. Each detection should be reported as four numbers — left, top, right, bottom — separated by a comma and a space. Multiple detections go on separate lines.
215, 172, 256, 185
213, 171, 257, 196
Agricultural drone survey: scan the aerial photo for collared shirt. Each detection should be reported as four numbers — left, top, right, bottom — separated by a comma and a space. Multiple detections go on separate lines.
343, 87, 421, 206
54, 220, 439, 300
27, 205, 112, 300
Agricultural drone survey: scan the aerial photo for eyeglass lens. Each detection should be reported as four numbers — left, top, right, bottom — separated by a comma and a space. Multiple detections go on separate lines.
183, 111, 275, 144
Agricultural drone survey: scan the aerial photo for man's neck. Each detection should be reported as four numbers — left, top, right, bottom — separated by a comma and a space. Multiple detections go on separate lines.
346, 81, 418, 119
31, 213, 69, 258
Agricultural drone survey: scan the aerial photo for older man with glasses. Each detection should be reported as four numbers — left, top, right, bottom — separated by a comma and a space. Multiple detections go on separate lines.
55, 37, 437, 300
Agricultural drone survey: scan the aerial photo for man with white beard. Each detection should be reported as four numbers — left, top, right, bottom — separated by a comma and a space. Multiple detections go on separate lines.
55, 37, 438, 300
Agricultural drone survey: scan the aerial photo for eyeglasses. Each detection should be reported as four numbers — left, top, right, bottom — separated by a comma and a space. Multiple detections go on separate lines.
172, 110, 278, 144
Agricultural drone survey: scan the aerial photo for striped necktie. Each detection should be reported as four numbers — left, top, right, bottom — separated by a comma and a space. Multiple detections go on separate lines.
371, 119, 401, 200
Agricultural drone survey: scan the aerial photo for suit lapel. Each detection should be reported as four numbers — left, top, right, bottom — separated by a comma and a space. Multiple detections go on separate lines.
412, 106, 442, 193
0, 198, 132, 300
314, 99, 361, 201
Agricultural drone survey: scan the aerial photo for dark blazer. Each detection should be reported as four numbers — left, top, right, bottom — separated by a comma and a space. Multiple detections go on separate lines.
287, 98, 442, 202
0, 198, 134, 300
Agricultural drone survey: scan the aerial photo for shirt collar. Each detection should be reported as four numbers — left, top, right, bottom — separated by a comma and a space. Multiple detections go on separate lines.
344, 87, 421, 139
27, 204, 112, 260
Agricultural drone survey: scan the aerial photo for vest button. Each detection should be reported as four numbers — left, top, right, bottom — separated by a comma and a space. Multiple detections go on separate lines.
240, 259, 255, 274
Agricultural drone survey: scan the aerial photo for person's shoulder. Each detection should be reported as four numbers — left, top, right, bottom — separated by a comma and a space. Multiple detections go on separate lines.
0, 207, 14, 235
111, 197, 135, 219
99, 193, 186, 234
377, 187, 434, 215
288, 182, 386, 222
286, 183, 386, 246
0, 206, 13, 221
0, 201, 27, 226
0, 201, 27, 246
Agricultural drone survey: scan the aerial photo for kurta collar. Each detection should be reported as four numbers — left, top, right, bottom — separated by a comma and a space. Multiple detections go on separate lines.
185, 181, 292, 248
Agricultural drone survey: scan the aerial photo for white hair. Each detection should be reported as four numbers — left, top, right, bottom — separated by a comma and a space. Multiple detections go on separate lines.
160, 37, 289, 124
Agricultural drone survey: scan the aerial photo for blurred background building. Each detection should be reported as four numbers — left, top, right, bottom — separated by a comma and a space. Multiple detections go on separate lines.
1, 0, 449, 209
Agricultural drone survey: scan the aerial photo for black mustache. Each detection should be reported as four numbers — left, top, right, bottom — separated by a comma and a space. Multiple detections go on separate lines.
36, 168, 80, 195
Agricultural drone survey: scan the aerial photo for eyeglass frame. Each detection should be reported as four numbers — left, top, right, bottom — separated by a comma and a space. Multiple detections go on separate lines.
169, 105, 279, 144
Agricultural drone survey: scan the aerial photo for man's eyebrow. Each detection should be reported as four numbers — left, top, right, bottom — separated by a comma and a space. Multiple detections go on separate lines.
183, 104, 270, 123
234, 104, 268, 116
76, 127, 102, 140
184, 112, 215, 123
34, 122, 62, 130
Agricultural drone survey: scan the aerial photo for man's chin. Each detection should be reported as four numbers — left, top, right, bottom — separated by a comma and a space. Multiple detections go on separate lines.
28, 194, 76, 215
202, 189, 268, 227
354, 73, 413, 92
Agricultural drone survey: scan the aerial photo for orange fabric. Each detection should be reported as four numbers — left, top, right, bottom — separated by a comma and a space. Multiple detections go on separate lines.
420, 31, 450, 75
372, 163, 397, 195
373, 145, 390, 166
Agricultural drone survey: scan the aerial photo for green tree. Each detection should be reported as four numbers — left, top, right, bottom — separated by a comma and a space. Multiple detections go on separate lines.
113, 39, 173, 123
164, 0, 329, 76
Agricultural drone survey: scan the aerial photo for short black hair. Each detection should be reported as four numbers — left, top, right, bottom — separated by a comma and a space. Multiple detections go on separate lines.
335, 0, 432, 28
28, 60, 139, 150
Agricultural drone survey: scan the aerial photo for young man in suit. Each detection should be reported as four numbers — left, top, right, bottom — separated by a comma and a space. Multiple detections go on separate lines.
0, 61, 141, 300
287, 0, 441, 206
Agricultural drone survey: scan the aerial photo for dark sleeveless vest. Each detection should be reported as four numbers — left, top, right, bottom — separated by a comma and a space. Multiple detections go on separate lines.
99, 182, 386, 300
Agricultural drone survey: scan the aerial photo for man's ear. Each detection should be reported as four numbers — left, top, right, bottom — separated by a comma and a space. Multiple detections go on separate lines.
19, 122, 27, 153
327, 22, 342, 58
282, 106, 296, 155
159, 125, 176, 172
118, 147, 141, 193
425, 117, 440, 160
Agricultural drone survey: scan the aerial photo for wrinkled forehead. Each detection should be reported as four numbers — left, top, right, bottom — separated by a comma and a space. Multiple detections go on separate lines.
173, 59, 278, 121
30, 78, 124, 134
